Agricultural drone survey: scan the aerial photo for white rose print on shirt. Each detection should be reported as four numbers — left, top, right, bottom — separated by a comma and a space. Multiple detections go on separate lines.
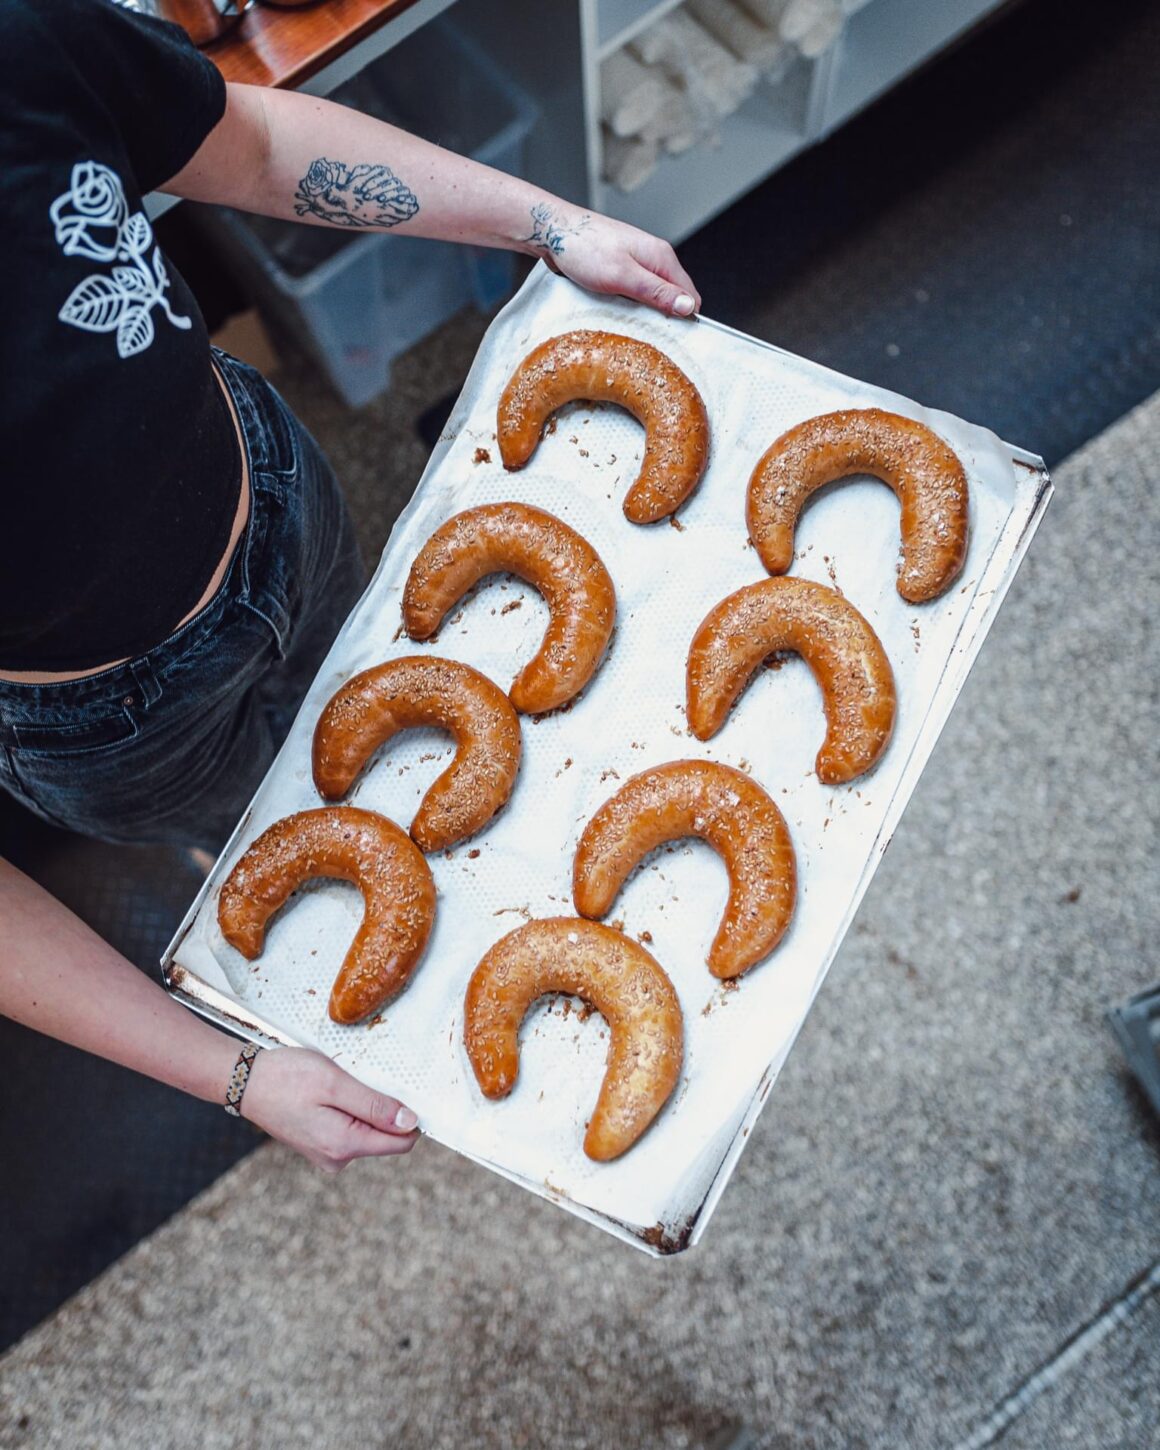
50, 162, 191, 359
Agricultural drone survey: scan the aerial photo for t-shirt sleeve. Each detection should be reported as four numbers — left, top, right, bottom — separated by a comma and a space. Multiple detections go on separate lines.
50, 0, 228, 193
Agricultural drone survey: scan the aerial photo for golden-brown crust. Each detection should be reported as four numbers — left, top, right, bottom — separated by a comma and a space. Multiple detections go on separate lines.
401, 502, 616, 714
747, 407, 970, 602
217, 807, 436, 1026
496, 330, 710, 523
463, 917, 684, 1161
573, 760, 796, 979
312, 656, 522, 854
686, 578, 896, 784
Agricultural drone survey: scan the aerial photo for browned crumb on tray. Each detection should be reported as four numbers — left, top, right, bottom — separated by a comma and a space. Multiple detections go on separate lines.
501, 599, 522, 615
473, 446, 491, 464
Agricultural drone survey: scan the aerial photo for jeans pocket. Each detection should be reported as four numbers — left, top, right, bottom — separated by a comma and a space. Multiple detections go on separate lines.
4, 704, 143, 837
12, 706, 138, 755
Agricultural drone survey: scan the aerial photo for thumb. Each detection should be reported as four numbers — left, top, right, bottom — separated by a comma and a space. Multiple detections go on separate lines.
327, 1072, 419, 1134
620, 261, 698, 318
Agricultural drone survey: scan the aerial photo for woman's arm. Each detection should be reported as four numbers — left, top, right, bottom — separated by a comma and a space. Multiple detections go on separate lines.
162, 81, 702, 318
0, 858, 419, 1172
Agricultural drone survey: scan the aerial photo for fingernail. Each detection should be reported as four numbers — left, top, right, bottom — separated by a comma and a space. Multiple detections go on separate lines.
394, 1106, 418, 1132
673, 293, 695, 316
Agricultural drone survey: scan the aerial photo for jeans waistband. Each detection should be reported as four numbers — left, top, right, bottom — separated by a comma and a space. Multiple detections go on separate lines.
211, 347, 298, 483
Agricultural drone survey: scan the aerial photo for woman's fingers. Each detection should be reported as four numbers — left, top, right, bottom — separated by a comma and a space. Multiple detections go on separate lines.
332, 1112, 419, 1161
633, 237, 701, 313
326, 1070, 419, 1135
619, 259, 698, 317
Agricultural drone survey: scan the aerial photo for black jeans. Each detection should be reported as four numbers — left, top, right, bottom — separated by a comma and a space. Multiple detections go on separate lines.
0, 351, 366, 852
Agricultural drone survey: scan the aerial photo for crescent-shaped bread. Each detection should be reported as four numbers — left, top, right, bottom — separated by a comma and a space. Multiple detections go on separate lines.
217, 807, 436, 1025
573, 760, 796, 978
496, 330, 710, 523
746, 407, 969, 602
401, 502, 616, 714
686, 577, 896, 784
463, 918, 684, 1161
312, 656, 522, 853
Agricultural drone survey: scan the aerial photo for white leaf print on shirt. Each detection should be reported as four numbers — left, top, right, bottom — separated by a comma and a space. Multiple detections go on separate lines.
51, 161, 191, 359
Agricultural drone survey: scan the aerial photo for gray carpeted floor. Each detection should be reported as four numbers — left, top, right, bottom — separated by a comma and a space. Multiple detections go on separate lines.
2, 386, 1156, 1449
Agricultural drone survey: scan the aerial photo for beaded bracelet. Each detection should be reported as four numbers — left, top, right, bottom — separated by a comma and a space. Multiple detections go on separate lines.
224, 1043, 261, 1118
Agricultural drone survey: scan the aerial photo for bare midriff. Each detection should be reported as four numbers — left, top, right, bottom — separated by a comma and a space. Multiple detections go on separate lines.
0, 362, 251, 685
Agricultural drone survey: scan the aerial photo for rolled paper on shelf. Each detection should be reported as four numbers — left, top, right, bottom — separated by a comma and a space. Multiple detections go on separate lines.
736, 0, 791, 32
686, 0, 786, 71
638, 78, 701, 156
602, 128, 661, 192
632, 11, 757, 122
778, 0, 839, 44
600, 48, 667, 138
797, 7, 845, 56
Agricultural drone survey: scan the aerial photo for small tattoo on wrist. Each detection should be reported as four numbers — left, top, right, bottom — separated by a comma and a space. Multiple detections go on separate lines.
293, 157, 420, 229
522, 202, 590, 258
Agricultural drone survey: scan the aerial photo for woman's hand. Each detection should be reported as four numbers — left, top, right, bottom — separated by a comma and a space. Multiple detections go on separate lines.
241, 1045, 419, 1173
0, 860, 418, 1177
526, 206, 702, 319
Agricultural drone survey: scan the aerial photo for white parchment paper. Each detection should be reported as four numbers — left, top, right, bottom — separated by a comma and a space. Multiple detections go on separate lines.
165, 263, 1050, 1251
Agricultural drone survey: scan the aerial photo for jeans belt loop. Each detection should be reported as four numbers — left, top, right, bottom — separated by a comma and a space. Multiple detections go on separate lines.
129, 657, 163, 710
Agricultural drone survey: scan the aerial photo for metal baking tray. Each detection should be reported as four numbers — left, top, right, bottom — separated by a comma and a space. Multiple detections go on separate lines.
162, 262, 1052, 1254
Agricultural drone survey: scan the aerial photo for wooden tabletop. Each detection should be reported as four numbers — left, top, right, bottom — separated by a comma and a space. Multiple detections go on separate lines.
208, 0, 421, 90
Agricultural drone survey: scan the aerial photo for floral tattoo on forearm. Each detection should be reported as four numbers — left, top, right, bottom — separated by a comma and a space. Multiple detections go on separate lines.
293, 158, 420, 229
522, 202, 590, 257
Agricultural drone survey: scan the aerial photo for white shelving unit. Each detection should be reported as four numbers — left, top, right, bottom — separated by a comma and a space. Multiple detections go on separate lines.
580, 0, 1011, 242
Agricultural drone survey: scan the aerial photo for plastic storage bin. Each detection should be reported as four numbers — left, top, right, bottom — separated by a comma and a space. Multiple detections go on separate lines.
203, 19, 537, 407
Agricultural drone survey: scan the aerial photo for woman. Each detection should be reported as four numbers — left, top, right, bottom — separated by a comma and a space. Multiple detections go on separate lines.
0, 0, 701, 1170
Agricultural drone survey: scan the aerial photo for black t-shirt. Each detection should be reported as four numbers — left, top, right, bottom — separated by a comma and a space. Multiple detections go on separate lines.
0, 0, 240, 670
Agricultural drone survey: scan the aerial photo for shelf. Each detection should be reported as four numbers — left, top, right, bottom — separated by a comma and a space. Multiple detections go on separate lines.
206, 0, 418, 90
595, 0, 684, 56
596, 59, 815, 243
